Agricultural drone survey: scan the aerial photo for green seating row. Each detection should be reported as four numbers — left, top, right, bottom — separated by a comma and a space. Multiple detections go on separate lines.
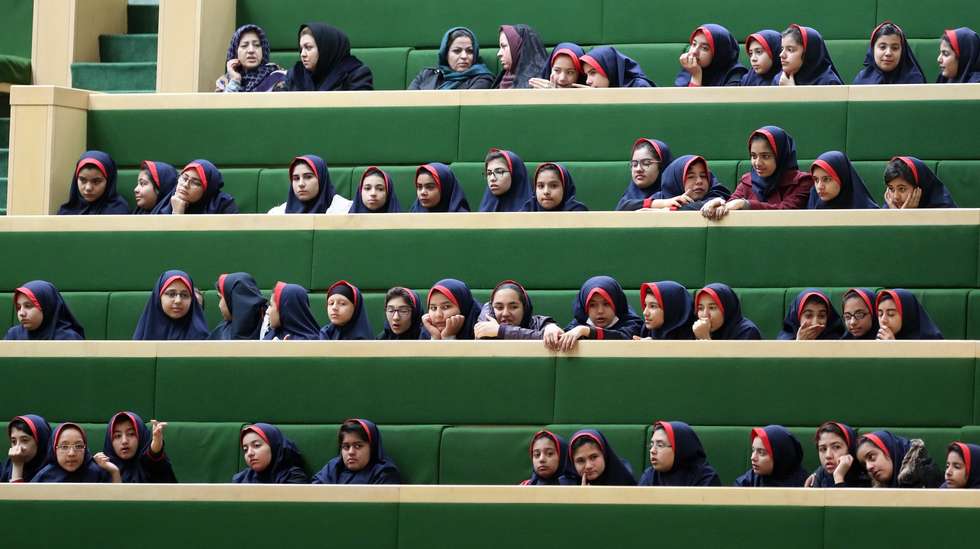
0, 0, 32, 85
2, 287, 979, 341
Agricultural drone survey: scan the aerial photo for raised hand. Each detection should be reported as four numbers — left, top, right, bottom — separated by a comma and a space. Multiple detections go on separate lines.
150, 419, 168, 454
692, 319, 712, 340
833, 454, 854, 484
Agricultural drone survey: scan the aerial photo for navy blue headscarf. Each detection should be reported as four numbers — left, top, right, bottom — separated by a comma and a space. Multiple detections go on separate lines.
841, 288, 879, 340
522, 430, 576, 486
773, 25, 842, 85
226, 24, 282, 92
319, 280, 374, 340
639, 281, 695, 340
380, 287, 423, 340
945, 442, 980, 488
103, 411, 177, 483
640, 421, 721, 486
436, 27, 493, 89
524, 162, 588, 211
853, 22, 926, 85
696, 283, 762, 340
884, 156, 957, 209
542, 42, 587, 85
937, 27, 980, 83
284, 154, 338, 214
875, 289, 944, 340
264, 282, 321, 341
811, 422, 867, 487
566, 275, 643, 338
210, 272, 267, 340
420, 278, 482, 340
807, 151, 879, 209
350, 167, 401, 213
749, 126, 799, 200
651, 155, 732, 205
312, 419, 401, 484
778, 289, 846, 340
5, 281, 84, 340
561, 429, 637, 486
1, 414, 52, 482
132, 270, 210, 341
232, 423, 309, 484
57, 151, 130, 215
581, 46, 654, 87
675, 24, 747, 87
616, 138, 673, 211
479, 149, 532, 212
157, 160, 239, 214
134, 160, 178, 215
411, 163, 470, 212
735, 425, 807, 487
31, 423, 111, 483
285, 23, 369, 91
859, 431, 912, 487
740, 30, 782, 86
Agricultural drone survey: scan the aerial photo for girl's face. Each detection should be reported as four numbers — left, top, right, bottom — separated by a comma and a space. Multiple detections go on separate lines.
683, 161, 709, 200
750, 436, 774, 476
649, 429, 675, 472
945, 450, 968, 489
631, 147, 660, 189
447, 35, 474, 72
550, 54, 580, 88
300, 32, 319, 71
177, 169, 205, 204
327, 294, 355, 326
583, 64, 609, 88
218, 292, 231, 321
291, 163, 319, 203
688, 31, 714, 68
491, 288, 525, 326
938, 39, 958, 79
242, 431, 272, 473
55, 427, 86, 472
360, 174, 388, 211
750, 139, 777, 178
160, 280, 192, 320
497, 32, 512, 71
531, 437, 560, 479
428, 292, 460, 330
415, 172, 441, 208
134, 169, 158, 210
76, 166, 107, 204
696, 293, 724, 332
586, 294, 614, 328
877, 298, 903, 334
535, 170, 564, 210
812, 166, 841, 202
111, 418, 138, 460
385, 296, 413, 335
642, 293, 664, 330
800, 298, 828, 331
573, 442, 606, 482
237, 31, 262, 70
485, 157, 512, 197
873, 33, 902, 73
817, 432, 849, 473
885, 177, 916, 208
779, 35, 804, 76
15, 293, 43, 331
842, 296, 873, 338
341, 431, 371, 472
748, 39, 773, 75
857, 441, 893, 485
8, 427, 38, 463
268, 297, 281, 329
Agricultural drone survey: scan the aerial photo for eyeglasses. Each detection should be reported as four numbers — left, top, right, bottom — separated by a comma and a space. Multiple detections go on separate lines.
630, 159, 658, 169
179, 174, 203, 188
486, 168, 510, 179
56, 443, 86, 453
385, 307, 412, 317
843, 311, 869, 322
163, 291, 192, 300
648, 441, 671, 451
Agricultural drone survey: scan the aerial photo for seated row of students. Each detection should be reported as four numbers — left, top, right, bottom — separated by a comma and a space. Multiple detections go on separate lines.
7, 414, 976, 489
56, 129, 958, 217
216, 22, 980, 93
6, 274, 946, 342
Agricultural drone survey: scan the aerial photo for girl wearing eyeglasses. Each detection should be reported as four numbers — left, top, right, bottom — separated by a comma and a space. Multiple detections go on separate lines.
157, 160, 239, 215
616, 138, 672, 211
639, 420, 721, 486
840, 288, 878, 340
379, 287, 423, 340
30, 423, 120, 483
479, 149, 532, 213
133, 270, 210, 340
312, 419, 401, 484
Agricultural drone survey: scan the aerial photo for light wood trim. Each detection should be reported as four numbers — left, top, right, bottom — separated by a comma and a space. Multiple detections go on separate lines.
31, 0, 127, 87
156, 0, 236, 93
70, 0, 127, 64
0, 83, 11, 93
1, 484, 978, 508
0, 340, 975, 359
9, 85, 90, 110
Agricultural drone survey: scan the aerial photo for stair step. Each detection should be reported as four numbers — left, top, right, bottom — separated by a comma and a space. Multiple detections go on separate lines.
127, 3, 159, 34
71, 62, 156, 92
0, 118, 9, 149
100, 33, 157, 63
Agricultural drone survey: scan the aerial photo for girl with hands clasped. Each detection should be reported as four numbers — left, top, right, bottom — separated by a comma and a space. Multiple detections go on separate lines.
103, 412, 177, 483
31, 423, 120, 483
882, 156, 957, 209
545, 276, 643, 351
421, 279, 483, 340
804, 422, 868, 488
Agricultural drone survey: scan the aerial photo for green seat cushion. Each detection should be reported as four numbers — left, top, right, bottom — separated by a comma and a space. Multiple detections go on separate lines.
847, 101, 980, 161
936, 161, 980, 209
969, 290, 980, 340
911, 39, 941, 82
876, 0, 980, 39
439, 426, 542, 485
0, 55, 31, 85
826, 40, 873, 85
60, 292, 110, 341
733, 288, 785, 339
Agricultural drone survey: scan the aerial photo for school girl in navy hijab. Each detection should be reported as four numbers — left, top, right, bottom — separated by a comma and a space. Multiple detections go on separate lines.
411, 163, 470, 212
549, 275, 643, 351
675, 24, 747, 87
102, 411, 177, 483
735, 425, 808, 487
233, 423, 309, 484
639, 421, 722, 486
479, 149, 532, 212
562, 429, 637, 486
580, 46, 654, 87
857, 431, 942, 488
523, 162, 588, 211
773, 25, 843, 85
805, 421, 868, 488
937, 27, 980, 83
209, 272, 267, 340
350, 167, 402, 213
693, 283, 762, 340
5, 281, 85, 340
157, 160, 239, 214
271, 154, 352, 214
807, 151, 879, 209
521, 430, 576, 486
875, 289, 944, 340
262, 282, 322, 341
319, 280, 374, 340
852, 22, 926, 85
645, 155, 731, 210
841, 288, 879, 340
57, 151, 130, 215
740, 30, 781, 86
31, 423, 119, 483
133, 160, 178, 214
132, 270, 210, 341
312, 419, 401, 484
1, 414, 52, 482
942, 442, 980, 489
616, 138, 672, 211
637, 282, 695, 340
882, 156, 957, 209
420, 278, 483, 340
378, 287, 423, 340
777, 289, 846, 340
